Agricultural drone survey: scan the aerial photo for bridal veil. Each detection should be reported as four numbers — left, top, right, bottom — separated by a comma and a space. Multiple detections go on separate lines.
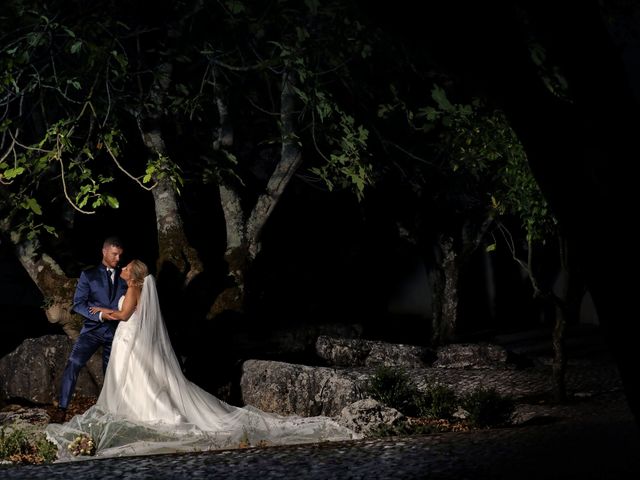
45, 275, 359, 461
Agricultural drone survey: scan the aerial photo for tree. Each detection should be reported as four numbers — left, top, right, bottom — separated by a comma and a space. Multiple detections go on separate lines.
395, 0, 640, 423
0, 0, 375, 345
188, 0, 373, 319
0, 0, 136, 335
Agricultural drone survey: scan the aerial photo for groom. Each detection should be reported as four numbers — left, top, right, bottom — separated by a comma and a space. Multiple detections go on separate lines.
51, 236, 128, 423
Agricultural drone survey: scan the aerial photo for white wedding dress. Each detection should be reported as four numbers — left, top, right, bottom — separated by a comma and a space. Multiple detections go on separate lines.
45, 275, 359, 461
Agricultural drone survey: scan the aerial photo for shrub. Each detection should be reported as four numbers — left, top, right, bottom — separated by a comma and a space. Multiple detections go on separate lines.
461, 386, 515, 428
415, 384, 458, 419
364, 366, 420, 415
0, 428, 29, 459
0, 427, 58, 464
34, 434, 58, 463
364, 368, 516, 430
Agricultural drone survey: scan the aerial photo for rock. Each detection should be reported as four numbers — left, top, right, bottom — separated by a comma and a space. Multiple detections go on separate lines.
316, 336, 434, 369
337, 398, 404, 436
315, 336, 370, 367
0, 405, 50, 428
0, 335, 103, 405
433, 343, 509, 369
240, 359, 368, 417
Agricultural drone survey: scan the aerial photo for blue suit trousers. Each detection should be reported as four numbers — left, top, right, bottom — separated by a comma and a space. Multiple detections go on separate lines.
59, 329, 113, 409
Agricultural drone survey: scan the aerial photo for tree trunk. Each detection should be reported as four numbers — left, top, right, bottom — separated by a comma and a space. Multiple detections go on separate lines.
9, 235, 79, 336
431, 216, 494, 346
432, 235, 458, 346
209, 67, 303, 320
551, 237, 569, 402
551, 305, 567, 402
3, 232, 104, 384
139, 62, 203, 285
245, 69, 303, 258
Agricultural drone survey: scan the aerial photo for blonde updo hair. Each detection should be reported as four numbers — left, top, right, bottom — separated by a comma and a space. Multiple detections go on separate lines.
127, 259, 148, 287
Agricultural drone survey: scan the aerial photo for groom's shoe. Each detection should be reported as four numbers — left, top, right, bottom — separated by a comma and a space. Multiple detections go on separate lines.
49, 407, 67, 424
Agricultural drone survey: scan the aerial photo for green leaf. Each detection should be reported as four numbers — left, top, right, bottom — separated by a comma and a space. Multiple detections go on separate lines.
431, 84, 453, 112
105, 195, 119, 208
225, 0, 245, 14
424, 106, 439, 121
44, 225, 58, 237
23, 197, 42, 215
223, 151, 238, 164
3, 167, 25, 179
70, 40, 82, 54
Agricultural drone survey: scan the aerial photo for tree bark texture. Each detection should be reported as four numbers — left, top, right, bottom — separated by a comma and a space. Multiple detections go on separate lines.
139, 62, 203, 285
432, 236, 458, 346
210, 68, 303, 319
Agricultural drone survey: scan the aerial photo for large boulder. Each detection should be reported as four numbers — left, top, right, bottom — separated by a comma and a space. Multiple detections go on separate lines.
316, 336, 435, 369
0, 335, 103, 405
240, 359, 367, 417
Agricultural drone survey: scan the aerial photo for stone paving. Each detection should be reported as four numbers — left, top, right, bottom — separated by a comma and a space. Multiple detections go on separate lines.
1, 327, 639, 479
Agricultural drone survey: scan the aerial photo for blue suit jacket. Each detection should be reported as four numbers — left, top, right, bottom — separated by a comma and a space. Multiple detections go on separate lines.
72, 265, 128, 336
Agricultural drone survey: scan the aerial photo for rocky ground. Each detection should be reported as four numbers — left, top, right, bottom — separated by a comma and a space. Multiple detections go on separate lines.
1, 325, 639, 478
1, 390, 638, 479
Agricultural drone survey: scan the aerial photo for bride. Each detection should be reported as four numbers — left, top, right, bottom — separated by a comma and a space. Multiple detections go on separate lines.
45, 260, 359, 460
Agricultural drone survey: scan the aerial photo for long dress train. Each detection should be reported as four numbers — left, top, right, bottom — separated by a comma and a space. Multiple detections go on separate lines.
45, 275, 359, 461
